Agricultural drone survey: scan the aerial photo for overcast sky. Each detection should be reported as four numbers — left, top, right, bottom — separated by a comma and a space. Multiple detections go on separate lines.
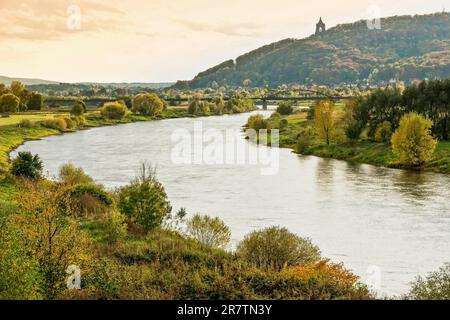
0, 0, 447, 83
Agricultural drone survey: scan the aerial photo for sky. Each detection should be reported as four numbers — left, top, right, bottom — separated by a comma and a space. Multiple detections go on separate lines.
0, 0, 447, 83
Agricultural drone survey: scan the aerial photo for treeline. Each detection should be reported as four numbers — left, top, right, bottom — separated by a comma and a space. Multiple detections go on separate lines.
187, 94, 256, 115
351, 79, 450, 140
0, 81, 43, 112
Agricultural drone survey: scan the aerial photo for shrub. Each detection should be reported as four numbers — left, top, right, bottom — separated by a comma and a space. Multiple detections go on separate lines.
345, 121, 363, 141
186, 214, 231, 249
118, 164, 172, 231
71, 115, 85, 127
0, 207, 43, 299
101, 101, 128, 120
188, 98, 202, 115
288, 259, 370, 300
246, 114, 267, 131
276, 102, 293, 115
70, 100, 86, 116
58, 116, 74, 129
10, 152, 43, 179
42, 117, 67, 131
279, 119, 288, 129
18, 119, 35, 128
296, 135, 311, 153
374, 121, 392, 143
391, 113, 437, 166
237, 226, 321, 271
66, 184, 113, 216
270, 111, 281, 119
407, 263, 450, 300
307, 106, 315, 120
58, 163, 94, 185
132, 93, 164, 116
104, 211, 128, 244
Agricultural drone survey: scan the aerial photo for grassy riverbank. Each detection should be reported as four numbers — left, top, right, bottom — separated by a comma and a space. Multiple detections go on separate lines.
0, 107, 192, 171
253, 111, 450, 174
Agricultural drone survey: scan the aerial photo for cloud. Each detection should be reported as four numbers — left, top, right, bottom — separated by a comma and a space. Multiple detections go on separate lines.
175, 19, 264, 37
0, 0, 126, 42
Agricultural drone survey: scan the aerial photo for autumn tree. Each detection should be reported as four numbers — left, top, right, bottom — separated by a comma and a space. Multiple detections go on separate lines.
132, 93, 164, 116
14, 180, 92, 298
314, 99, 335, 145
0, 93, 20, 114
118, 163, 171, 231
27, 92, 43, 110
186, 214, 231, 249
391, 113, 437, 166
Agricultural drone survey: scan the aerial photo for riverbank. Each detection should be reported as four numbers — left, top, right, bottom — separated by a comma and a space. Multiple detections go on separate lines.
0, 107, 211, 171
254, 111, 450, 174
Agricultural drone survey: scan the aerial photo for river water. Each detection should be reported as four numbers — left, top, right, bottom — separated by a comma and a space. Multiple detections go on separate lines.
12, 109, 450, 296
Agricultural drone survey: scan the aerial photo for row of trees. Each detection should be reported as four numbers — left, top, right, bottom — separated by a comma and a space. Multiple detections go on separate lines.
0, 81, 43, 113
350, 79, 450, 140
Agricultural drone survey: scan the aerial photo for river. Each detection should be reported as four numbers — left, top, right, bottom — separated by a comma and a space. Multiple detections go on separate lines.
11, 108, 450, 297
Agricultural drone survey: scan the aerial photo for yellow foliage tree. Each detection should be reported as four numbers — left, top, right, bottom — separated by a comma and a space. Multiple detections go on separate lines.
314, 100, 335, 145
391, 113, 437, 166
13, 180, 92, 298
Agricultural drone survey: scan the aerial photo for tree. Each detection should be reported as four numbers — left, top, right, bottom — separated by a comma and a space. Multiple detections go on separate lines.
118, 163, 171, 231
0, 203, 43, 299
345, 121, 363, 141
104, 211, 127, 244
0, 93, 20, 114
276, 102, 294, 115
58, 163, 94, 185
391, 113, 437, 166
186, 214, 231, 249
132, 93, 164, 116
407, 263, 450, 300
10, 81, 26, 98
237, 226, 321, 271
314, 100, 335, 145
101, 101, 128, 120
71, 100, 86, 116
188, 98, 201, 115
10, 152, 43, 179
246, 114, 267, 131
13, 180, 92, 298
374, 121, 392, 143
27, 92, 43, 110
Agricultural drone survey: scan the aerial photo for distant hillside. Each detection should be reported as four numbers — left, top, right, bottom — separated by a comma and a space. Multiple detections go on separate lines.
1, 75, 174, 91
0, 75, 59, 86
175, 12, 450, 88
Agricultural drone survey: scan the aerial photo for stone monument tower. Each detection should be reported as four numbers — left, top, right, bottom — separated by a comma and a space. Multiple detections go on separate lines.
315, 17, 326, 35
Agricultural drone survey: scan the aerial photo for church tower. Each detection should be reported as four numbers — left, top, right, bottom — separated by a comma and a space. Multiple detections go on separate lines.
315, 17, 326, 35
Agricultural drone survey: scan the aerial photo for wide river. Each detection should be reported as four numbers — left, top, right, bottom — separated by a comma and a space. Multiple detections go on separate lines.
12, 109, 450, 296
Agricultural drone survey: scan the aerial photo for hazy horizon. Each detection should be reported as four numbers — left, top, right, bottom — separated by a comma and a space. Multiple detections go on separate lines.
1, 0, 447, 83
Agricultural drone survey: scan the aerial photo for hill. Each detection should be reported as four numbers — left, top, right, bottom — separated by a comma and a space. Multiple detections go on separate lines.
0, 75, 59, 86
174, 12, 450, 89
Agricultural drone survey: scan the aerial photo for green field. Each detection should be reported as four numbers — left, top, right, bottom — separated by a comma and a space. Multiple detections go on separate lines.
0, 113, 70, 127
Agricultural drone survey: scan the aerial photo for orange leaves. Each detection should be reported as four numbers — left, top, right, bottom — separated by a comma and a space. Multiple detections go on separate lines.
289, 259, 359, 287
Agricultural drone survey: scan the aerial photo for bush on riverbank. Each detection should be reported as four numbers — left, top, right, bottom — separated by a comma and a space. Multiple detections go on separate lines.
406, 263, 450, 300
101, 101, 128, 120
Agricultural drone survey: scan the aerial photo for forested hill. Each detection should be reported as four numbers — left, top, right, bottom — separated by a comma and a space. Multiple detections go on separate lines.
174, 12, 450, 89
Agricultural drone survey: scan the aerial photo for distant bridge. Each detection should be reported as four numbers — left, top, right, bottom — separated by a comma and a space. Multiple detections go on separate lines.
44, 91, 351, 109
